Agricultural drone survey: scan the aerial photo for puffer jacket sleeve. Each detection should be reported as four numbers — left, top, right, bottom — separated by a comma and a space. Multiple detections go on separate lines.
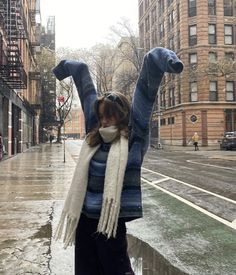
52, 60, 98, 134
129, 47, 184, 155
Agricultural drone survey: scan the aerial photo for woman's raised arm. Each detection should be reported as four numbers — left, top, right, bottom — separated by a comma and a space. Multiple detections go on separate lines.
130, 47, 184, 153
52, 60, 98, 133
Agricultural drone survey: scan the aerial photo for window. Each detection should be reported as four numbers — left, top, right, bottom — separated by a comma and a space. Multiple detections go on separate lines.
178, 83, 181, 104
208, 0, 216, 15
189, 53, 197, 65
145, 36, 150, 50
144, 0, 150, 10
168, 10, 174, 30
189, 25, 197, 46
161, 118, 166, 126
159, 22, 165, 39
151, 7, 157, 25
177, 30, 180, 50
168, 117, 175, 125
151, 29, 157, 46
169, 36, 174, 50
226, 81, 235, 101
168, 87, 175, 106
224, 25, 233, 44
208, 52, 218, 73
209, 52, 217, 62
145, 15, 150, 32
225, 109, 236, 131
189, 0, 196, 17
161, 90, 166, 107
190, 82, 198, 101
159, 0, 164, 16
177, 4, 180, 22
224, 0, 233, 16
208, 24, 216, 44
139, 24, 144, 43
209, 81, 218, 101
225, 52, 234, 60
139, 2, 144, 17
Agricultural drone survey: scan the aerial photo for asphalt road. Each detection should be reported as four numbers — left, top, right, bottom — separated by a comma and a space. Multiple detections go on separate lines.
142, 147, 236, 227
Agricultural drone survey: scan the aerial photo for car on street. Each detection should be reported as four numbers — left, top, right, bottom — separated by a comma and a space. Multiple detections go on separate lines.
220, 131, 236, 150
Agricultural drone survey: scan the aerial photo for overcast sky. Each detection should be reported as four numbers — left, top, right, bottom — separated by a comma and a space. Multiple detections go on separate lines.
40, 0, 138, 49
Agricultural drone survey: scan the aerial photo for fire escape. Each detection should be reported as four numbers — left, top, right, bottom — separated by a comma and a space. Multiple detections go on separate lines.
0, 0, 27, 89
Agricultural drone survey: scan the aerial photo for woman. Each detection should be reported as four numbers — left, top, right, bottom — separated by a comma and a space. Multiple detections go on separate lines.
192, 132, 199, 151
53, 47, 183, 275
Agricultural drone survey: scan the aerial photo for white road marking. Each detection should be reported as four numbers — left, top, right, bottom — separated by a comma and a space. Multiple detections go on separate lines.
152, 178, 170, 184
142, 167, 236, 205
186, 160, 236, 171
141, 177, 236, 230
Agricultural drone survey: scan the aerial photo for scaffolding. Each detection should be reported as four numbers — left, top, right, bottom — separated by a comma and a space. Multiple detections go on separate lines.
0, 0, 30, 89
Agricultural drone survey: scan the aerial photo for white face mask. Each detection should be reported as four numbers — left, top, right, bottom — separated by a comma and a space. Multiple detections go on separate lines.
99, 126, 118, 143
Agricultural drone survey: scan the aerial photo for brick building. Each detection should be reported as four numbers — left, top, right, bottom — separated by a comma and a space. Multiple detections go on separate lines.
64, 97, 85, 139
138, 0, 236, 146
0, 0, 42, 156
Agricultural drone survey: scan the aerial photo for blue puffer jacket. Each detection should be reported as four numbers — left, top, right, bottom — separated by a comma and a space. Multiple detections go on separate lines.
53, 47, 183, 221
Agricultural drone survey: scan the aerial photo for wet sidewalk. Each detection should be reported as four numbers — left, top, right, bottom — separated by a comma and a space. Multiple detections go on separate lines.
0, 143, 235, 274
0, 144, 75, 274
160, 144, 236, 161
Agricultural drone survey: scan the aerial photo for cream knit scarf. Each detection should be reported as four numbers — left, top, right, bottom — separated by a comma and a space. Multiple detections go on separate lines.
54, 126, 128, 249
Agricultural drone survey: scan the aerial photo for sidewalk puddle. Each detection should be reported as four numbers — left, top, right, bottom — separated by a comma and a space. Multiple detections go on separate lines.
128, 234, 186, 275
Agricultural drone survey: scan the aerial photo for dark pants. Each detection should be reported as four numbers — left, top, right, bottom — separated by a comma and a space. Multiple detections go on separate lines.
193, 142, 199, 151
75, 214, 135, 275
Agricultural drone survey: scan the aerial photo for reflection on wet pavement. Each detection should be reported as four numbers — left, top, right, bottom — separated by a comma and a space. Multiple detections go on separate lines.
0, 145, 75, 274
128, 235, 187, 275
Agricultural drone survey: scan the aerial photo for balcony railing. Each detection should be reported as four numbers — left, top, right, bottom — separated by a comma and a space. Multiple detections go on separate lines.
0, 43, 27, 89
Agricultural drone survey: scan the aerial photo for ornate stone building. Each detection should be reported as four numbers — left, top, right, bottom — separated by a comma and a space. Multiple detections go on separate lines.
138, 0, 236, 146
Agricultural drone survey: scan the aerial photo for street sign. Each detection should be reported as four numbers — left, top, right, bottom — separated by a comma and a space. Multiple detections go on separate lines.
57, 96, 65, 103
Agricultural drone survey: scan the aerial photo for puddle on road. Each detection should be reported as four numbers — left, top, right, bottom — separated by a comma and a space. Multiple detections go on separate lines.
128, 235, 186, 275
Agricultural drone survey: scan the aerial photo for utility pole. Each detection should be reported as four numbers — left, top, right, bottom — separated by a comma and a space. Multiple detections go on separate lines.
157, 90, 163, 149
57, 95, 66, 162
63, 121, 66, 163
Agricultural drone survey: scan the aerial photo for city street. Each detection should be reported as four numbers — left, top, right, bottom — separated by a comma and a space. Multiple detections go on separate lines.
0, 141, 235, 274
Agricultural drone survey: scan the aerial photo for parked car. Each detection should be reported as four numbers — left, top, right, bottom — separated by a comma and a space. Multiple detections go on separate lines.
220, 131, 236, 150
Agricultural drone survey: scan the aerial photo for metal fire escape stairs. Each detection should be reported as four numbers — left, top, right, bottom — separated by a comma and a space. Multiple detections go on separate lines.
0, 0, 27, 89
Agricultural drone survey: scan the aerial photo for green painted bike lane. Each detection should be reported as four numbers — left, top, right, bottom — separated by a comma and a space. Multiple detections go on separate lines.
127, 183, 236, 275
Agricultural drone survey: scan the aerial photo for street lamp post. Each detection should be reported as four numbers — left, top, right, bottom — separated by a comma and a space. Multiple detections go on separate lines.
157, 90, 163, 149
57, 95, 66, 163
63, 121, 66, 163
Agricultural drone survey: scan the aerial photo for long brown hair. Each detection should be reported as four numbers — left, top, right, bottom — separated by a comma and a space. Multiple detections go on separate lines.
88, 92, 131, 147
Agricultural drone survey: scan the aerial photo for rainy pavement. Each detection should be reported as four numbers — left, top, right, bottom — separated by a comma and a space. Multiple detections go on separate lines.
0, 144, 75, 274
0, 142, 235, 274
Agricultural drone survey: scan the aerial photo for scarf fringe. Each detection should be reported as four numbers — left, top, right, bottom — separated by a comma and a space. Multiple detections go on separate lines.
97, 198, 120, 238
54, 211, 79, 249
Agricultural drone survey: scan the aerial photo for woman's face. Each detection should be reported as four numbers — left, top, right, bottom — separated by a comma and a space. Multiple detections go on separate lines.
98, 102, 117, 128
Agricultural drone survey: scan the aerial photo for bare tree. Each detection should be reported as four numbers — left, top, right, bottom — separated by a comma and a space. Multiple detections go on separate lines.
109, 18, 143, 99
109, 18, 143, 72
54, 18, 142, 100
206, 58, 236, 78
188, 54, 236, 80
56, 78, 74, 142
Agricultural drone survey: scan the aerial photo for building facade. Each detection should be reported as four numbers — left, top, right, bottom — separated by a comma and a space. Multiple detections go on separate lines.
138, 0, 236, 146
64, 107, 85, 139
40, 16, 57, 142
0, 0, 42, 156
